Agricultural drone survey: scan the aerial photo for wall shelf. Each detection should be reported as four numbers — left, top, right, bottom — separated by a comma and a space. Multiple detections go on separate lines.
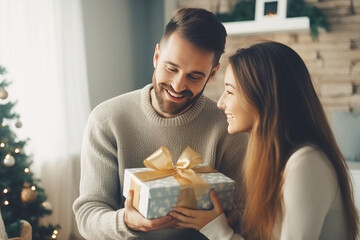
223, 16, 310, 36
221, 0, 310, 36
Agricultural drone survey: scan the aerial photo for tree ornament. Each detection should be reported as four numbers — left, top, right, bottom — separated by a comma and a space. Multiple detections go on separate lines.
3, 154, 15, 167
21, 183, 37, 203
42, 201, 52, 211
0, 88, 8, 99
15, 121, 22, 128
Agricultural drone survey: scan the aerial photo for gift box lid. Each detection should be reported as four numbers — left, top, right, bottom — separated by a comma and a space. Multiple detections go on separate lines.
123, 168, 180, 199
123, 168, 235, 199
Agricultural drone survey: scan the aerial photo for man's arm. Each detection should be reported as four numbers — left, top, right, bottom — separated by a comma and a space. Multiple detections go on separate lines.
73, 112, 177, 239
73, 113, 137, 239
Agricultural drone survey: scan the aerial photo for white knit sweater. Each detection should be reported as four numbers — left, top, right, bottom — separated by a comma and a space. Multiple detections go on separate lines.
73, 84, 248, 240
200, 145, 348, 240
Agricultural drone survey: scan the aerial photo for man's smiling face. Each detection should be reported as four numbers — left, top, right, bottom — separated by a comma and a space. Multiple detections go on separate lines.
151, 31, 219, 118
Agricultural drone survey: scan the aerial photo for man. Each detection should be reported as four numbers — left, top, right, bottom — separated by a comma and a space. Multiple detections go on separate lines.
73, 8, 248, 239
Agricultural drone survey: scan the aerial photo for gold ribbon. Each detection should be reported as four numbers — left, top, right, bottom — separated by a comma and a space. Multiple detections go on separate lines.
132, 146, 217, 210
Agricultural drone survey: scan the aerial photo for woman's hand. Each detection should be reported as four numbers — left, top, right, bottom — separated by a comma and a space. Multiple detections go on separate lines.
169, 189, 224, 230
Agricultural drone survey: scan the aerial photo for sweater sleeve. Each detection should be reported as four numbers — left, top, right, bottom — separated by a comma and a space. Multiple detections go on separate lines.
217, 133, 249, 234
280, 147, 338, 240
72, 112, 136, 239
200, 213, 245, 240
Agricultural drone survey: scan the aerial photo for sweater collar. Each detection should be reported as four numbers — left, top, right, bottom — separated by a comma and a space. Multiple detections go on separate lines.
141, 84, 205, 126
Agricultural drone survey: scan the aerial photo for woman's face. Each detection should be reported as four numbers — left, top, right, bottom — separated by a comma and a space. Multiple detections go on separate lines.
217, 65, 254, 134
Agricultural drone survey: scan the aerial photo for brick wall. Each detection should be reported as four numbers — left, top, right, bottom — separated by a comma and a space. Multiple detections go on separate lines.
177, 0, 360, 121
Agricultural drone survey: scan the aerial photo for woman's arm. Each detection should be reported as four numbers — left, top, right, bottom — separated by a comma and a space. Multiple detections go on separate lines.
280, 147, 339, 240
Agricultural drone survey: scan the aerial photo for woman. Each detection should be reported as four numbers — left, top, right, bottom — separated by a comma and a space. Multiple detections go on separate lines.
170, 41, 359, 240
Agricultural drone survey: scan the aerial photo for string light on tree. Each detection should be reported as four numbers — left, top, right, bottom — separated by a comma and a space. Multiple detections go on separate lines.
0, 142, 5, 148
3, 200, 9, 206
3, 154, 15, 167
42, 201, 52, 211
51, 229, 59, 239
24, 168, 30, 173
14, 148, 21, 154
3, 188, 9, 194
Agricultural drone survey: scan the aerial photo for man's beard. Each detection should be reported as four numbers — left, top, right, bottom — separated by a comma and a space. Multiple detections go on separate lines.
152, 73, 205, 116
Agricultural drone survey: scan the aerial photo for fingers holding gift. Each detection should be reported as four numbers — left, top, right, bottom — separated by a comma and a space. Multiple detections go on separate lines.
169, 207, 217, 230
124, 190, 178, 231
209, 189, 224, 214
170, 190, 224, 230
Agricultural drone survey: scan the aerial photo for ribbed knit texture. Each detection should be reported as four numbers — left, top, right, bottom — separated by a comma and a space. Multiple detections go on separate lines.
200, 145, 348, 240
73, 84, 248, 240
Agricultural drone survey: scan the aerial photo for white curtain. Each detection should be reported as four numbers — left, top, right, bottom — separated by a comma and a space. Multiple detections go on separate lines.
0, 0, 90, 239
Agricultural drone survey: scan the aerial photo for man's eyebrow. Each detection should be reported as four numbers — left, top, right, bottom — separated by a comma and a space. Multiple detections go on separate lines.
164, 61, 179, 68
164, 61, 206, 77
225, 83, 236, 88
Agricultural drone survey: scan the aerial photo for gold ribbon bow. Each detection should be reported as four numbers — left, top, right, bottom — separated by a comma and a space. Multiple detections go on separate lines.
132, 146, 217, 209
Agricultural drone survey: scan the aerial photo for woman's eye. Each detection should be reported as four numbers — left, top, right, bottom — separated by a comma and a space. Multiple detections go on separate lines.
226, 91, 233, 95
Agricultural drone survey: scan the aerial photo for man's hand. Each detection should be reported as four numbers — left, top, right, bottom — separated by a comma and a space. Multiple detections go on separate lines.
225, 207, 238, 228
124, 190, 178, 232
169, 190, 224, 230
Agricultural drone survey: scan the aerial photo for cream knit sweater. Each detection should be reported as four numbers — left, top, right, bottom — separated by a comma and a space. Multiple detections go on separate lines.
73, 84, 248, 240
200, 145, 348, 240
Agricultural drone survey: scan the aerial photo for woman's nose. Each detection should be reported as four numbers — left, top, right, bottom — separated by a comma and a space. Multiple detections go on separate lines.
217, 93, 225, 109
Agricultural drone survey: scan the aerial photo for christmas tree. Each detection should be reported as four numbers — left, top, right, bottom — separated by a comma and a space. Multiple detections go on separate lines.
0, 65, 60, 239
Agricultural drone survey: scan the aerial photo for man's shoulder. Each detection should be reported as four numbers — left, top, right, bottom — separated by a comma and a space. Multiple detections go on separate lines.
203, 96, 223, 113
90, 88, 142, 121
201, 96, 228, 121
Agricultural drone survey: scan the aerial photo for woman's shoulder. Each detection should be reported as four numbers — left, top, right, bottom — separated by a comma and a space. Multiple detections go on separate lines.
284, 144, 338, 189
286, 145, 333, 172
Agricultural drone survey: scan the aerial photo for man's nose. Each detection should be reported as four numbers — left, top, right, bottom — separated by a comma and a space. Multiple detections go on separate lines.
171, 74, 187, 93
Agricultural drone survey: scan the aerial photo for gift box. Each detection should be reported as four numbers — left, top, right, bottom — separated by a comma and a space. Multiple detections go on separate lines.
123, 146, 235, 219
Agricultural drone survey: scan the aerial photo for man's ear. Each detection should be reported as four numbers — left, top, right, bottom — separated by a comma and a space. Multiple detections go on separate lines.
153, 43, 160, 68
208, 63, 221, 82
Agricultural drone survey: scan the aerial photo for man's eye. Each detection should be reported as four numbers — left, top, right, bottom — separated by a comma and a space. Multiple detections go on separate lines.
188, 75, 201, 81
167, 66, 177, 72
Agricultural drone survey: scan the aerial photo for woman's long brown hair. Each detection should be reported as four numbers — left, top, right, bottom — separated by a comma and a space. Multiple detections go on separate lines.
229, 41, 359, 240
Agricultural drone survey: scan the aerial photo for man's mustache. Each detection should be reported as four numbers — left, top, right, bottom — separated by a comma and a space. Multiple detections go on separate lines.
160, 83, 193, 97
